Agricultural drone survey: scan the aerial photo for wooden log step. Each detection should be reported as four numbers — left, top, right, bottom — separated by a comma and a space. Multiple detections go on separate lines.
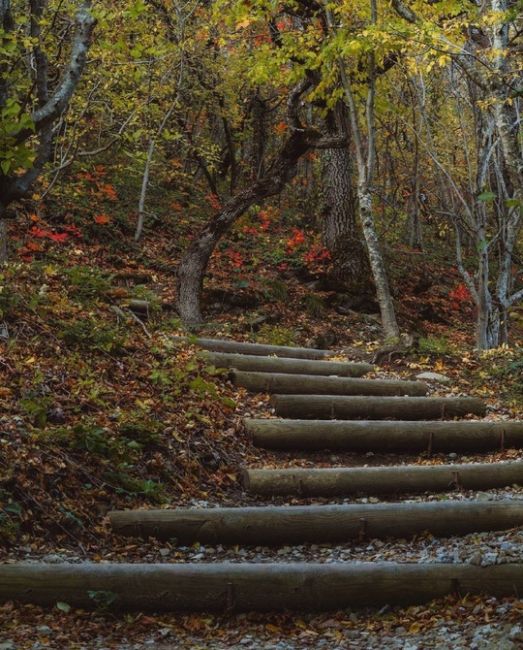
245, 419, 522, 451
232, 371, 427, 397
3, 562, 523, 611
273, 395, 486, 420
109, 500, 523, 544
202, 351, 374, 377
174, 336, 333, 359
243, 461, 523, 497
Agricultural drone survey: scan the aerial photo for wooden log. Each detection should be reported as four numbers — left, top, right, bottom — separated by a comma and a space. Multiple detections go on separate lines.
109, 500, 523, 544
128, 299, 151, 313
272, 395, 486, 420
233, 371, 427, 397
245, 419, 523, 451
3, 562, 523, 611
173, 336, 333, 359
243, 461, 523, 497
202, 351, 374, 378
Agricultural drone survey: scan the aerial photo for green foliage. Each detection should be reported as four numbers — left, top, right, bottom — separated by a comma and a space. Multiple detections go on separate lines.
68, 424, 115, 456
65, 266, 112, 302
256, 324, 296, 346
189, 375, 218, 397
149, 354, 224, 401
490, 354, 523, 399
87, 590, 118, 611
106, 472, 165, 502
302, 294, 325, 318
131, 286, 161, 312
418, 336, 454, 355
262, 278, 289, 303
43, 412, 162, 458
19, 394, 53, 428
58, 318, 126, 353
0, 99, 35, 175
0, 511, 20, 544
0, 276, 20, 319
478, 191, 497, 203
0, 490, 22, 544
119, 414, 163, 447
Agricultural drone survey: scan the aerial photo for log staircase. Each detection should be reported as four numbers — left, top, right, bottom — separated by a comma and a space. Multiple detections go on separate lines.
3, 337, 523, 612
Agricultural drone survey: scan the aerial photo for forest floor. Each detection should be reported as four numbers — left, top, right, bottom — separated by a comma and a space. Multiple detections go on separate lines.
1, 198, 523, 649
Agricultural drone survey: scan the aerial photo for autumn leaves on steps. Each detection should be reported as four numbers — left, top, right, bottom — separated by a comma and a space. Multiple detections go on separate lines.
3, 336, 523, 613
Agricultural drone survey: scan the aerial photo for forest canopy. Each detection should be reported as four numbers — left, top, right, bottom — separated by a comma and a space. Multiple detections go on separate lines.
0, 0, 521, 348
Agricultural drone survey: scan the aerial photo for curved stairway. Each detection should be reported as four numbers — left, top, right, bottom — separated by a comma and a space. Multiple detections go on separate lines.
2, 337, 523, 612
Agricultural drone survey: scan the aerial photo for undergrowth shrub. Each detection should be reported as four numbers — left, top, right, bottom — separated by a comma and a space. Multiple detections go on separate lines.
0, 491, 21, 543
58, 318, 126, 353
262, 278, 288, 302
418, 335, 454, 355
0, 275, 20, 320
65, 266, 112, 301
256, 324, 296, 346
302, 293, 325, 317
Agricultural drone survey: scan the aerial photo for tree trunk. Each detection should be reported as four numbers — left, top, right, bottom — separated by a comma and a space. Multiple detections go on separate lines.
477, 302, 501, 350
245, 418, 522, 452
243, 461, 523, 497
109, 500, 523, 544
176, 129, 312, 325
249, 92, 267, 180
322, 104, 370, 290
475, 219, 501, 350
406, 76, 423, 249
231, 370, 427, 396
135, 137, 155, 242
358, 188, 400, 340
176, 188, 258, 324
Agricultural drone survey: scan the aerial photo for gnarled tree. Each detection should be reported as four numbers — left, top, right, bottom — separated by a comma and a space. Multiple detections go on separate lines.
0, 1, 95, 261
176, 76, 347, 324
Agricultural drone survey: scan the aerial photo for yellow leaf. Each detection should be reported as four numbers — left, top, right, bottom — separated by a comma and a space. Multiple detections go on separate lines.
236, 18, 252, 29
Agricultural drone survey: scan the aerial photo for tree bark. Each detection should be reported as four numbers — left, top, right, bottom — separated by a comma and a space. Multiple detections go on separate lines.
231, 370, 427, 397
245, 418, 523, 451
321, 103, 370, 290
176, 184, 268, 324
3, 562, 523, 611
109, 500, 523, 544
272, 395, 486, 420
202, 351, 373, 377
243, 461, 523, 497
358, 188, 400, 340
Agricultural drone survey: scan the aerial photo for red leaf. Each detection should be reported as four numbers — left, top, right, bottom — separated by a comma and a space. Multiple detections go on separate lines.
48, 232, 68, 243
94, 213, 111, 225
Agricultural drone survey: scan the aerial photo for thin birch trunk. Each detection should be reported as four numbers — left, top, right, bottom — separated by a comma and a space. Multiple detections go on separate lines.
325, 2, 400, 341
